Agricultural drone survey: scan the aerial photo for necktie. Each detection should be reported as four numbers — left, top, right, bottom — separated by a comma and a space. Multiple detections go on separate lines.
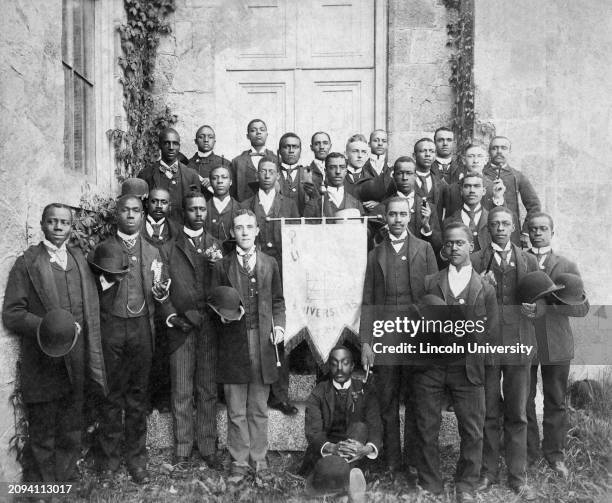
242, 251, 253, 274
417, 174, 430, 193
497, 250, 509, 267
151, 222, 163, 240
191, 234, 202, 250
122, 236, 137, 250
391, 238, 405, 245
160, 163, 178, 177
466, 210, 477, 234
534, 250, 548, 269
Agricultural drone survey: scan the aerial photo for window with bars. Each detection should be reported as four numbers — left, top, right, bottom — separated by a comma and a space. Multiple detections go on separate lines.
62, 0, 95, 175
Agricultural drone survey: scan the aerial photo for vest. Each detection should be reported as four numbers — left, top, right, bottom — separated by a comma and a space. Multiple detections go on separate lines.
111, 238, 148, 318
254, 198, 282, 266
145, 219, 171, 248
444, 285, 470, 364
50, 253, 85, 397
184, 236, 207, 306
281, 169, 300, 206
384, 241, 413, 310
491, 253, 519, 324
328, 388, 350, 442
205, 201, 233, 241
157, 166, 184, 218
237, 257, 259, 331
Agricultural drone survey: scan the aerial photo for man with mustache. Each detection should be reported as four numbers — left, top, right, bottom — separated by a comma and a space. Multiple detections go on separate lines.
308, 131, 332, 187
159, 191, 224, 468
482, 136, 541, 247
300, 345, 382, 501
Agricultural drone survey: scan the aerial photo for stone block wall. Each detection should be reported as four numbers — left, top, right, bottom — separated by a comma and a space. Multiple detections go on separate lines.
387, 0, 457, 159
473, 0, 612, 370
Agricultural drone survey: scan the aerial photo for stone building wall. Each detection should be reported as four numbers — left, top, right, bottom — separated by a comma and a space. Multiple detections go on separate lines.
473, 0, 612, 370
0, 0, 122, 481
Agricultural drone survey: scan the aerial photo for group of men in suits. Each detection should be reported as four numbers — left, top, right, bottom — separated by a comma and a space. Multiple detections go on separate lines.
2, 118, 588, 503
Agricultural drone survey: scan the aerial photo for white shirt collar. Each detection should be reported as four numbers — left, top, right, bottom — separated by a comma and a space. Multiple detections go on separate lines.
448, 263, 473, 297
197, 150, 213, 158
462, 204, 482, 213
332, 378, 352, 390
147, 215, 165, 225
250, 147, 266, 155
160, 159, 178, 170
236, 245, 257, 256
281, 162, 298, 170
117, 230, 139, 241
183, 226, 203, 238
43, 239, 67, 253
213, 195, 231, 213
436, 156, 452, 165
313, 159, 325, 170
531, 245, 552, 255
491, 241, 512, 252
346, 166, 362, 175
390, 230, 408, 241
326, 185, 344, 206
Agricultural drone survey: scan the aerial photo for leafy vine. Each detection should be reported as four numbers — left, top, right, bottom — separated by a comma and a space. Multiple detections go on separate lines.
109, 0, 176, 182
445, 0, 475, 150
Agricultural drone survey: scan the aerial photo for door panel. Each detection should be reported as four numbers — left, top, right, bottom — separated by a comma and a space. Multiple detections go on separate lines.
297, 0, 374, 69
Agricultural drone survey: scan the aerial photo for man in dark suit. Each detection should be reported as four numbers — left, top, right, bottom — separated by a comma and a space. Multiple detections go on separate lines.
137, 128, 201, 224
187, 125, 231, 198
372, 156, 442, 253
277, 132, 318, 216
482, 136, 541, 247
364, 130, 389, 177
525, 212, 589, 477
205, 165, 241, 243
442, 172, 491, 253
241, 159, 299, 415
160, 191, 224, 468
443, 143, 495, 218
93, 195, 170, 483
143, 187, 179, 413
304, 153, 364, 218
3, 203, 107, 483
230, 119, 278, 202
360, 197, 438, 473
430, 127, 465, 185
471, 206, 539, 500
309, 131, 332, 188
210, 209, 286, 478
414, 222, 499, 502
300, 346, 382, 487
344, 134, 375, 205
414, 138, 447, 225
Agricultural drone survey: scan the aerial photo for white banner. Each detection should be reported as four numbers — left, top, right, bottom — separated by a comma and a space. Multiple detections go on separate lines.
282, 221, 368, 363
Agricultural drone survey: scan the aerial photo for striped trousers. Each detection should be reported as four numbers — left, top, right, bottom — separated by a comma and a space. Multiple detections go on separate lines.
169, 318, 218, 457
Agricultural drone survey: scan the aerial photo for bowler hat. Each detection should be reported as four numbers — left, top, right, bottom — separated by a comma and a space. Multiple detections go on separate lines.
120, 178, 149, 198
517, 271, 564, 303
37, 309, 79, 357
358, 175, 389, 202
551, 273, 587, 305
304, 455, 350, 497
88, 240, 129, 275
208, 286, 244, 321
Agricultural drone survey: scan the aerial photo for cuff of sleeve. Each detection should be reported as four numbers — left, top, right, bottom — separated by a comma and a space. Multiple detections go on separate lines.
420, 228, 433, 237
274, 325, 285, 334
321, 442, 332, 457
166, 314, 176, 328
366, 442, 378, 459
492, 196, 505, 206
99, 276, 115, 291
155, 291, 170, 303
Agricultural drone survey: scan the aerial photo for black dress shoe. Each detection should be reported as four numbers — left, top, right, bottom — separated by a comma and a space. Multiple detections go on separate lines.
129, 467, 150, 484
269, 401, 298, 415
476, 476, 495, 492
201, 453, 223, 470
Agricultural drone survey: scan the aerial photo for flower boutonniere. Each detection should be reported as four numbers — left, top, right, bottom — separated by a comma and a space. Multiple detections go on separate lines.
151, 258, 163, 284
204, 243, 223, 261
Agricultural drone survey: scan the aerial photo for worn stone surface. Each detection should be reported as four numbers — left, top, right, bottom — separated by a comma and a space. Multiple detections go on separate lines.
474, 0, 612, 375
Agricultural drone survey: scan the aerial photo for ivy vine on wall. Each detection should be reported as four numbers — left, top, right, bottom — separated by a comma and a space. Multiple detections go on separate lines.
108, 0, 177, 182
444, 0, 475, 150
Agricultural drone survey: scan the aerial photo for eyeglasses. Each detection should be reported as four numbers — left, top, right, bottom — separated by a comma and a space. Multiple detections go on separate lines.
443, 240, 469, 249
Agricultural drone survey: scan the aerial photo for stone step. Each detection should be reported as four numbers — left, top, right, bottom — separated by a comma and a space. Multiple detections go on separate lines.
146, 403, 459, 452
288, 373, 316, 401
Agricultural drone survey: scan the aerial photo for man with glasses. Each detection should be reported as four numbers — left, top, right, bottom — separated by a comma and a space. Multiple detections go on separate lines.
414, 222, 498, 502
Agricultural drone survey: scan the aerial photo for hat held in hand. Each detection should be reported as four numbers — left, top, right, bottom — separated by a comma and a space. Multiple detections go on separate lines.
551, 273, 587, 305
88, 241, 129, 275
208, 286, 244, 321
37, 309, 79, 357
517, 271, 564, 303
304, 455, 351, 496
120, 178, 149, 199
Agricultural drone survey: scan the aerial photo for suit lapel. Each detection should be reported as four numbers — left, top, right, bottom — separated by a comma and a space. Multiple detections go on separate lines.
176, 233, 196, 269
324, 381, 336, 427
226, 252, 244, 304
438, 269, 450, 303
270, 192, 282, 217
24, 243, 60, 311
545, 251, 559, 276
255, 251, 271, 330
466, 270, 483, 308
376, 240, 389, 285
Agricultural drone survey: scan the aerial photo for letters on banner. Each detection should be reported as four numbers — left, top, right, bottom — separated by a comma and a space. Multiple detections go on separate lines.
281, 220, 367, 363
